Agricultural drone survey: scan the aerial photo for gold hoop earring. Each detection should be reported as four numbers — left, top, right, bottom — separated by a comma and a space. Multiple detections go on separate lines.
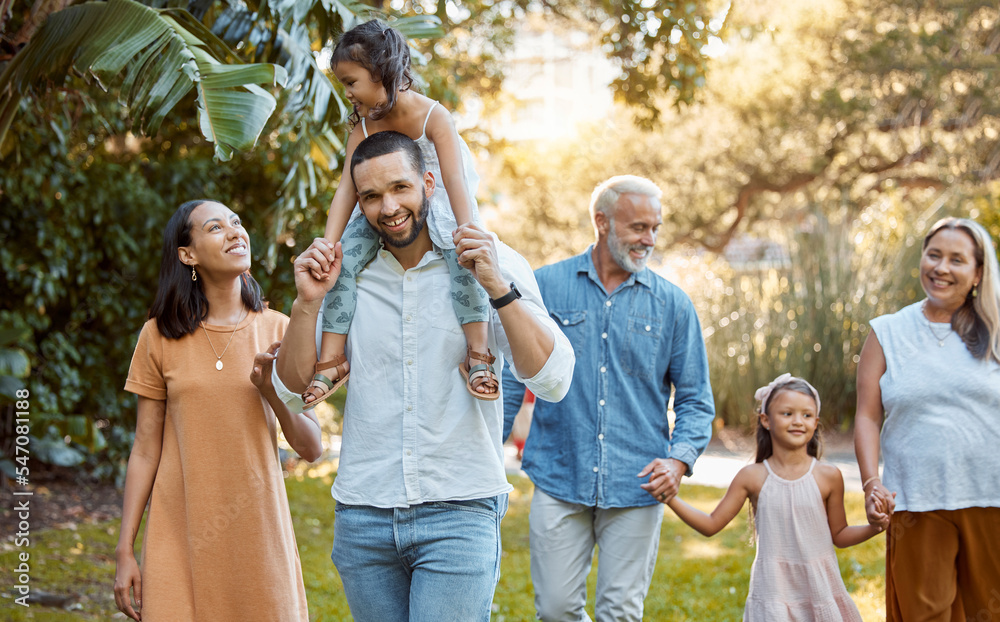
191, 267, 197, 282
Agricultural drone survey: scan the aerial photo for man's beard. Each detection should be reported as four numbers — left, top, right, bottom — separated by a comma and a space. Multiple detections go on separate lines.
608, 221, 652, 273
377, 195, 430, 248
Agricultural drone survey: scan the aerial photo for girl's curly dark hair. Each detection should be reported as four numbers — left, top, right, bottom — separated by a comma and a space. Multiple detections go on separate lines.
331, 20, 415, 126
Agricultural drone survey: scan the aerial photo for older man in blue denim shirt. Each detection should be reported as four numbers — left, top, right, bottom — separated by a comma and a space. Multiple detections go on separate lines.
503, 175, 715, 622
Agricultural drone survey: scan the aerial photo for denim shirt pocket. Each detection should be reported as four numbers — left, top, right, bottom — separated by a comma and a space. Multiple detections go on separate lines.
622, 315, 662, 379
550, 309, 587, 357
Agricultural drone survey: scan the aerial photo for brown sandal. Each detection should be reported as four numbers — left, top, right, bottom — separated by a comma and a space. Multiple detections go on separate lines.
302, 354, 350, 410
459, 347, 500, 401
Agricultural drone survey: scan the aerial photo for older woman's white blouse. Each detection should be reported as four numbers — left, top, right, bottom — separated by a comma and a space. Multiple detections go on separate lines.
870, 301, 1000, 512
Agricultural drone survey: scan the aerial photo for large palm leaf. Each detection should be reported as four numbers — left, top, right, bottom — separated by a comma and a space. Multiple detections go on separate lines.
0, 0, 287, 161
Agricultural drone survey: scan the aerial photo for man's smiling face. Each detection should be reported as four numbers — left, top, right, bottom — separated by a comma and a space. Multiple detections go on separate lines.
354, 151, 434, 248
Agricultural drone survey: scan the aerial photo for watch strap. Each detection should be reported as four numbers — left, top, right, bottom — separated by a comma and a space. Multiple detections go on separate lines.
490, 282, 521, 310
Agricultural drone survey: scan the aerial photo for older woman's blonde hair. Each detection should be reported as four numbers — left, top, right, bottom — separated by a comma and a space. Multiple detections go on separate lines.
923, 217, 1000, 364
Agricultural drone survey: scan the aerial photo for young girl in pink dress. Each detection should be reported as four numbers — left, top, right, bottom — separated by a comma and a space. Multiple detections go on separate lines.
666, 373, 884, 621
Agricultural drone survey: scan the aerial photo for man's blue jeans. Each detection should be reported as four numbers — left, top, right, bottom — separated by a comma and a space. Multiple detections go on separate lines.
331, 495, 508, 622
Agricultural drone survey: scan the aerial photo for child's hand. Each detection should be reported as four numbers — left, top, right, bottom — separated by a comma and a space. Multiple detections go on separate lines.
250, 342, 281, 394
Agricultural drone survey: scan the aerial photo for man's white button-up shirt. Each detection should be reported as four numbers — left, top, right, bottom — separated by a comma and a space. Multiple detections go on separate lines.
274, 238, 574, 508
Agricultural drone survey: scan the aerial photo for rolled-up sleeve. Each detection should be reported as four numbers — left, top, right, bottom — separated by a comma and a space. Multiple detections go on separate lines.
492, 241, 575, 403
270, 315, 323, 414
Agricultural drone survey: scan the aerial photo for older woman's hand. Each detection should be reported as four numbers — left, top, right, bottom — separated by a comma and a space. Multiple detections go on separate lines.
864, 479, 895, 530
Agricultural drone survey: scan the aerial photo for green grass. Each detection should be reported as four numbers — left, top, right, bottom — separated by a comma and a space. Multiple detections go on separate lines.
0, 473, 886, 620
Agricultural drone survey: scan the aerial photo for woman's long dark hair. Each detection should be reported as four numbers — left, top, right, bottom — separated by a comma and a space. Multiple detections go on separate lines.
331, 19, 415, 126
754, 379, 823, 464
149, 200, 264, 339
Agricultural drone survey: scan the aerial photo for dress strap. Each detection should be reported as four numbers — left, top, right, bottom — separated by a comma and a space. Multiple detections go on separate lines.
361, 117, 369, 138
762, 459, 774, 475
807, 457, 817, 474
420, 101, 438, 137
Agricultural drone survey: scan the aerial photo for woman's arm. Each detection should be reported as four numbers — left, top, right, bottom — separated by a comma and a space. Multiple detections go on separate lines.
854, 331, 894, 526
323, 129, 365, 242
251, 342, 323, 462
666, 465, 756, 537
114, 396, 166, 621
820, 464, 883, 548
425, 106, 474, 226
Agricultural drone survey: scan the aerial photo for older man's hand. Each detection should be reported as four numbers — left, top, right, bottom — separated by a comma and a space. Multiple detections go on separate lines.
453, 224, 509, 299
293, 238, 342, 305
638, 458, 687, 504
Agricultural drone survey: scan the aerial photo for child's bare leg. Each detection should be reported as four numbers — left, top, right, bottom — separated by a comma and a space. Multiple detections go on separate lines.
303, 331, 350, 404
462, 321, 493, 395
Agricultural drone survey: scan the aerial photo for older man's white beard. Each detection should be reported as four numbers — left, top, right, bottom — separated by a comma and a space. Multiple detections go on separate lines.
609, 234, 652, 273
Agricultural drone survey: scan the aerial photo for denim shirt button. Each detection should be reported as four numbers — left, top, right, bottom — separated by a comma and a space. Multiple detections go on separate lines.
562, 319, 569, 325
598, 434, 604, 440
601, 332, 608, 339
592, 467, 599, 472
599, 399, 606, 406
600, 366, 606, 373
645, 325, 651, 331
605, 300, 612, 307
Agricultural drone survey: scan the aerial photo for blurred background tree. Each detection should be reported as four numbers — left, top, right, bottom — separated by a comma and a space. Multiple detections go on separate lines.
488, 0, 1000, 427
0, 0, 723, 479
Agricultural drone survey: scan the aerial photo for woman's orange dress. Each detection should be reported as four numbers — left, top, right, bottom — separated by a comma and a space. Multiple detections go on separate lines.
125, 310, 309, 621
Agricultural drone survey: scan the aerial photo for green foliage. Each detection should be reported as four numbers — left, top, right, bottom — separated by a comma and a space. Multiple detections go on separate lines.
0, 86, 329, 480
0, 0, 289, 162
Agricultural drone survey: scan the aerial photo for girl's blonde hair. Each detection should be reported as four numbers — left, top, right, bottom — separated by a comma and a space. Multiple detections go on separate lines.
923, 217, 1000, 364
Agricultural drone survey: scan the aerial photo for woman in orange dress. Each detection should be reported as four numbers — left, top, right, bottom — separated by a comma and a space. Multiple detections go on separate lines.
112, 200, 324, 621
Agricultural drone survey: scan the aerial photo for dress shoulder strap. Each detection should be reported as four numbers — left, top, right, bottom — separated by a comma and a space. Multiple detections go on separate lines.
361, 117, 369, 138
420, 101, 438, 137
807, 457, 817, 474
762, 459, 774, 475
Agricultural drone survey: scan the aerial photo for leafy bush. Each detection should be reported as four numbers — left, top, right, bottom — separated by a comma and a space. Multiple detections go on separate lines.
0, 90, 328, 482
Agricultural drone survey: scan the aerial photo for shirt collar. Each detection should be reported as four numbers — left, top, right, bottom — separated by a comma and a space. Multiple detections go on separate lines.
575, 245, 653, 289
373, 237, 444, 274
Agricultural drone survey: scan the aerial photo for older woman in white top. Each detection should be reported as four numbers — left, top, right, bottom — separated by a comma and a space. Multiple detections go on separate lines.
855, 217, 1000, 621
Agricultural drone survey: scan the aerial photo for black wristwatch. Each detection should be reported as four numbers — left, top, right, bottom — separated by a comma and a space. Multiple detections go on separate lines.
490, 282, 522, 310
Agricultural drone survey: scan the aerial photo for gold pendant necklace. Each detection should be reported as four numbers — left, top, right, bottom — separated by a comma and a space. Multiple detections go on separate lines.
200, 307, 247, 370
921, 301, 951, 347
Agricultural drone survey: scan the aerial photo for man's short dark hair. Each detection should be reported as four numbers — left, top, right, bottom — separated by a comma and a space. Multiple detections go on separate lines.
350, 131, 425, 187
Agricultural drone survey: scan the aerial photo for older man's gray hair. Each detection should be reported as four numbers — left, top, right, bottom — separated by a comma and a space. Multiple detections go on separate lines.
588, 175, 663, 223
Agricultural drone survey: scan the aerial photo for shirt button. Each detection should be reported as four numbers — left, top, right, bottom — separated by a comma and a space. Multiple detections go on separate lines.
598, 434, 604, 440
645, 325, 651, 332
406, 450, 412, 456
605, 300, 612, 307
602, 332, 608, 339
405, 315, 412, 322
563, 319, 570, 325
407, 359, 413, 365
599, 399, 606, 406
407, 276, 412, 281
592, 467, 599, 473
600, 366, 606, 373
407, 405, 413, 411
